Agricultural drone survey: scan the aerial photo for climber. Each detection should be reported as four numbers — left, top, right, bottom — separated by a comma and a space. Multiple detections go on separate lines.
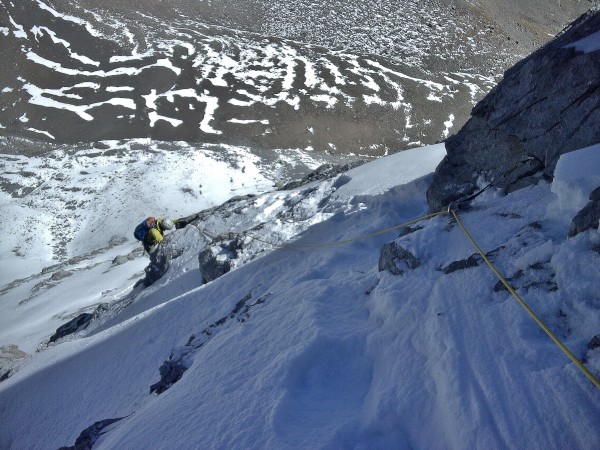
134, 216, 178, 253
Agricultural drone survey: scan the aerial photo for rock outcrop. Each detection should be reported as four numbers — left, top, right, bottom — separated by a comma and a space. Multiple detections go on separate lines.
143, 233, 188, 286
427, 9, 600, 212
58, 417, 125, 450
378, 242, 421, 275
568, 185, 600, 237
48, 303, 109, 344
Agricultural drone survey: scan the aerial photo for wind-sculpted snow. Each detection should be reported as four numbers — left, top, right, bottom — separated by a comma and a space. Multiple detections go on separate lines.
0, 0, 494, 154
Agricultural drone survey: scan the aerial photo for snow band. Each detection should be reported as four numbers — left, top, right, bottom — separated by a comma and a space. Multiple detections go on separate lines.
451, 209, 600, 390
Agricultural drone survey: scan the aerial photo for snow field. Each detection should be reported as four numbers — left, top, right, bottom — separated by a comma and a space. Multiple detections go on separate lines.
1, 143, 600, 449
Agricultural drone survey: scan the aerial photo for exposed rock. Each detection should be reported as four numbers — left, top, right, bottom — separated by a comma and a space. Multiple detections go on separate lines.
588, 335, 600, 350
143, 234, 186, 286
441, 254, 483, 274
0, 345, 28, 382
493, 264, 558, 293
280, 161, 364, 190
442, 246, 504, 275
151, 292, 269, 394
427, 10, 600, 212
378, 242, 421, 275
150, 358, 190, 395
48, 303, 109, 344
51, 269, 73, 281
58, 417, 125, 450
198, 232, 243, 284
568, 185, 600, 237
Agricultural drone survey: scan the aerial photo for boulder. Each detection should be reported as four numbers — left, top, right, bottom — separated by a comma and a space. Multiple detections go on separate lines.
588, 335, 600, 350
143, 235, 185, 286
198, 233, 243, 283
378, 242, 420, 275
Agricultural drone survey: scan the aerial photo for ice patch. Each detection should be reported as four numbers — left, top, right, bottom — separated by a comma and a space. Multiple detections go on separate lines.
23, 83, 135, 121
106, 86, 135, 92
227, 119, 270, 125
30, 26, 100, 67
148, 112, 183, 127
35, 0, 102, 37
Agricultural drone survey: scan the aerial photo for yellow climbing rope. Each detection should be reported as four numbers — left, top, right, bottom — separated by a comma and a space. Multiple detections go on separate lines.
247, 210, 447, 249
450, 209, 600, 390
201, 201, 600, 389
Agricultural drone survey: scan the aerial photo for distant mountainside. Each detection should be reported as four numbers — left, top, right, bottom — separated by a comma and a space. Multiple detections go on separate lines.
49, 0, 594, 73
1, 7, 600, 448
2, 0, 591, 158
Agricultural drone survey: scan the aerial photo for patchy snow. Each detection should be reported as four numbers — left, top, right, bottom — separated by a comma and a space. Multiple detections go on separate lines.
0, 141, 320, 285
2, 0, 496, 149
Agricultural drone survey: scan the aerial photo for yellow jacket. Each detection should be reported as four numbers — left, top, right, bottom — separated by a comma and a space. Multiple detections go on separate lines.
143, 218, 174, 251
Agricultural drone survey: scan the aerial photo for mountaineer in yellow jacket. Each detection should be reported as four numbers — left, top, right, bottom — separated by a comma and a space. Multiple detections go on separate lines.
134, 216, 177, 253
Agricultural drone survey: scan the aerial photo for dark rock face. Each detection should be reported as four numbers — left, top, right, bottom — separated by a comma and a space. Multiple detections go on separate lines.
568, 185, 600, 237
150, 291, 269, 394
58, 417, 124, 450
441, 254, 483, 274
378, 242, 421, 275
48, 303, 109, 344
280, 161, 364, 190
144, 234, 186, 286
441, 246, 504, 274
427, 10, 600, 212
150, 359, 189, 395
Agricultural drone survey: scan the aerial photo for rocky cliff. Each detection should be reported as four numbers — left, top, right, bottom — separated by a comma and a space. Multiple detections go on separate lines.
427, 9, 600, 212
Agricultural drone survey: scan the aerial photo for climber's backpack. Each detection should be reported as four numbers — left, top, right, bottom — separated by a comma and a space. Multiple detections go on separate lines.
134, 216, 157, 241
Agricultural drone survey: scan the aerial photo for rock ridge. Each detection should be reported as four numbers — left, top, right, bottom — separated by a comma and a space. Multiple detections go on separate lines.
427, 9, 600, 212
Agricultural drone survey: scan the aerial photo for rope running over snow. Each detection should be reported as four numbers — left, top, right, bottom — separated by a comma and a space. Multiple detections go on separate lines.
187, 192, 599, 389
450, 208, 600, 390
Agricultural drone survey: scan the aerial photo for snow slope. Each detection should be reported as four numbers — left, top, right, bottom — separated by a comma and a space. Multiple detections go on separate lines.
0, 137, 352, 354
1, 143, 599, 449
